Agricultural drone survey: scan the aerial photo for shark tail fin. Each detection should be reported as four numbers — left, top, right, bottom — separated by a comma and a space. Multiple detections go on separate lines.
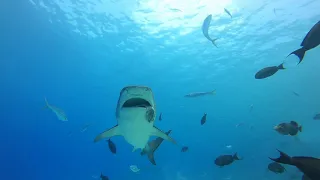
148, 152, 156, 165
211, 90, 216, 95
94, 125, 121, 143
212, 38, 219, 48
151, 126, 177, 145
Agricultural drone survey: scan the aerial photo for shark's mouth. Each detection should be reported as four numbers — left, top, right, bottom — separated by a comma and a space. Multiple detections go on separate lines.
122, 98, 152, 108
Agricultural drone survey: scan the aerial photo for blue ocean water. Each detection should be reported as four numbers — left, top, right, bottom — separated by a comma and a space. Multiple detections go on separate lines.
1, 0, 320, 180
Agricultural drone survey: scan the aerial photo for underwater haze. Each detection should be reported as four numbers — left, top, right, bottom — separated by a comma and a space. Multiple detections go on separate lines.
1, 0, 320, 180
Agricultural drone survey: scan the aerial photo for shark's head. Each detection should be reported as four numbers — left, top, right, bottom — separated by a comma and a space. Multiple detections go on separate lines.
116, 86, 156, 122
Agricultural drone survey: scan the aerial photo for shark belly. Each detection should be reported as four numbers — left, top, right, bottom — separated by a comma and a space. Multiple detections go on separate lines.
118, 108, 154, 151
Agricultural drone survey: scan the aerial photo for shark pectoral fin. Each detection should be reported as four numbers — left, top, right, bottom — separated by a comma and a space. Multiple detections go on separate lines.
148, 153, 156, 165
94, 125, 120, 143
151, 126, 177, 145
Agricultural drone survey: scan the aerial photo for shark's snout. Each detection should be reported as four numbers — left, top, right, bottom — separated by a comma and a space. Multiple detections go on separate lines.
118, 86, 155, 109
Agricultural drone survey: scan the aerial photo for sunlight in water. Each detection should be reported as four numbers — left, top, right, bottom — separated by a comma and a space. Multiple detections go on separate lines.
133, 0, 233, 34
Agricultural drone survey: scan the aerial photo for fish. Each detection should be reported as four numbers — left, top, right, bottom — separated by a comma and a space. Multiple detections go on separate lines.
214, 153, 241, 167
249, 104, 254, 112
141, 130, 171, 165
202, 14, 219, 47
267, 162, 286, 174
107, 139, 116, 154
44, 97, 68, 121
313, 114, 320, 120
129, 165, 140, 173
93, 86, 176, 152
255, 63, 285, 79
184, 90, 216, 98
302, 174, 311, 180
181, 146, 189, 152
100, 173, 109, 180
81, 124, 91, 132
159, 113, 162, 121
201, 113, 207, 125
287, 21, 320, 64
224, 8, 232, 18
292, 91, 300, 97
269, 150, 320, 180
274, 121, 302, 136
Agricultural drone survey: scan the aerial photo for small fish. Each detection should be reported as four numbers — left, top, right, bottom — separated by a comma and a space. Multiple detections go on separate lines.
255, 63, 285, 79
184, 90, 216, 98
159, 113, 162, 121
268, 162, 286, 174
292, 91, 300, 97
201, 113, 207, 125
249, 104, 254, 112
214, 153, 241, 167
181, 146, 189, 152
100, 173, 109, 180
81, 124, 91, 132
169, 8, 182, 12
202, 15, 219, 47
274, 121, 302, 136
235, 122, 244, 128
224, 8, 232, 18
287, 21, 320, 64
226, 145, 232, 149
44, 97, 68, 121
313, 114, 320, 120
269, 150, 320, 180
130, 165, 140, 173
107, 139, 116, 154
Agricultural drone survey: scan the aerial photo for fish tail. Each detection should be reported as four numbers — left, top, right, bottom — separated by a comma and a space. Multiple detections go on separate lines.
277, 63, 285, 70
287, 47, 306, 64
233, 153, 241, 160
212, 38, 219, 47
299, 125, 302, 132
211, 90, 216, 95
269, 149, 294, 165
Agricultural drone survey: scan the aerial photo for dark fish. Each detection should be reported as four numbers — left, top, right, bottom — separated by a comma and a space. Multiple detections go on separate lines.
181, 146, 189, 152
292, 91, 300, 97
255, 63, 285, 79
201, 113, 207, 125
302, 174, 311, 180
274, 121, 302, 136
313, 114, 320, 120
214, 153, 241, 167
269, 150, 320, 180
184, 90, 216, 98
141, 130, 172, 165
107, 139, 116, 154
159, 113, 162, 121
224, 8, 232, 18
288, 21, 320, 64
100, 173, 109, 180
268, 162, 286, 174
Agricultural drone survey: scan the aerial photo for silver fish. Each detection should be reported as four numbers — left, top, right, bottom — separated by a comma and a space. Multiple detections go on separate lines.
202, 14, 219, 47
44, 97, 68, 121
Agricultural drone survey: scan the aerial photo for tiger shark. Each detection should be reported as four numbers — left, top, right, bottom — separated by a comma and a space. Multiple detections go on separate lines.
94, 86, 176, 152
141, 130, 172, 165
